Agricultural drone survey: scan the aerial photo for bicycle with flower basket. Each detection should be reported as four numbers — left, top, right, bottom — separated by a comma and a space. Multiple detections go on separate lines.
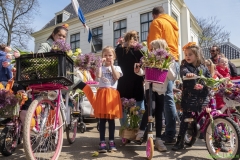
183, 74, 240, 160
0, 79, 29, 156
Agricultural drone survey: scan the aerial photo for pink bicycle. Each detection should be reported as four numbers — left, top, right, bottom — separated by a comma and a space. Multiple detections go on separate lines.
22, 83, 79, 160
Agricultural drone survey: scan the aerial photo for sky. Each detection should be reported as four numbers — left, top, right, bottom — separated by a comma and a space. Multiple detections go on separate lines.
29, 0, 240, 51
184, 0, 240, 48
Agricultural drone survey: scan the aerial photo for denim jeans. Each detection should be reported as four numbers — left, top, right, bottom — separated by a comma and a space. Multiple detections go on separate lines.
120, 100, 144, 126
163, 62, 179, 139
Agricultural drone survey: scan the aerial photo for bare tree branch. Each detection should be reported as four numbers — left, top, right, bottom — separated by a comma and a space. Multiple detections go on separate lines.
197, 16, 230, 48
0, 0, 39, 49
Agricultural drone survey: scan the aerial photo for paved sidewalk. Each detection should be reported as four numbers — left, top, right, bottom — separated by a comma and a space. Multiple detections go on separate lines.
0, 119, 212, 160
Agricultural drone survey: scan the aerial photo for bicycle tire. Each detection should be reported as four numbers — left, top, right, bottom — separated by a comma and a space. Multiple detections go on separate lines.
205, 117, 240, 160
23, 97, 63, 160
231, 112, 240, 127
184, 121, 198, 147
66, 109, 78, 144
0, 126, 17, 156
146, 137, 154, 160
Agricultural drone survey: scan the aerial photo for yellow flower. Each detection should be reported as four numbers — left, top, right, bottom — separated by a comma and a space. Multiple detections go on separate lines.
142, 41, 147, 46
66, 50, 73, 57
76, 48, 82, 54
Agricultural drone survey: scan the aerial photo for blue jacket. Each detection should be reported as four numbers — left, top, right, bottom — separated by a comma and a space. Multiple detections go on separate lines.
0, 50, 12, 81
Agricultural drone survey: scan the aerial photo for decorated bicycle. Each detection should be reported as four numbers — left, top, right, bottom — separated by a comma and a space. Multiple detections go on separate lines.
183, 73, 240, 160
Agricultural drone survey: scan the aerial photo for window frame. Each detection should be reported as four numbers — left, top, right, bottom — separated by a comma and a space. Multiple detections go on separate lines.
140, 12, 153, 42
70, 33, 80, 52
113, 19, 127, 47
92, 26, 103, 52
56, 14, 63, 24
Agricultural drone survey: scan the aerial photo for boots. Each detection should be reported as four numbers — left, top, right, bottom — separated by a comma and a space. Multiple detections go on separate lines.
172, 135, 184, 151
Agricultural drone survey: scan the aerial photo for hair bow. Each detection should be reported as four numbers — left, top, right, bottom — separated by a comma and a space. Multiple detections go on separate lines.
182, 42, 196, 51
62, 24, 69, 29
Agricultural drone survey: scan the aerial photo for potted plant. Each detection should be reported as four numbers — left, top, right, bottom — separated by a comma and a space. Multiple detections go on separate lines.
133, 41, 174, 84
119, 98, 144, 140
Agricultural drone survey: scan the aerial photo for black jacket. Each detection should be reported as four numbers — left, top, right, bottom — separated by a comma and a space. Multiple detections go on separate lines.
180, 60, 211, 112
115, 45, 144, 101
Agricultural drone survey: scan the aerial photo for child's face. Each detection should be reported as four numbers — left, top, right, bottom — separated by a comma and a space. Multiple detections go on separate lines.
52, 29, 67, 41
219, 59, 228, 68
184, 49, 197, 65
103, 50, 115, 65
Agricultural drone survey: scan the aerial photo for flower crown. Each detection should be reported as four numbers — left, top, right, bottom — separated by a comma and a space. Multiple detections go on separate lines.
62, 24, 69, 29
182, 42, 196, 51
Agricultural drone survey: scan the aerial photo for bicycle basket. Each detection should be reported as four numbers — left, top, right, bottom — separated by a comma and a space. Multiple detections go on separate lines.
16, 52, 74, 86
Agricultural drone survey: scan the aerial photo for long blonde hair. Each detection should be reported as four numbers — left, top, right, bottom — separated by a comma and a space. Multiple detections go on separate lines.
185, 45, 205, 66
150, 39, 168, 50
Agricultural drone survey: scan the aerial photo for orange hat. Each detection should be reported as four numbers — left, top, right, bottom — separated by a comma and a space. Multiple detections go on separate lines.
182, 42, 196, 51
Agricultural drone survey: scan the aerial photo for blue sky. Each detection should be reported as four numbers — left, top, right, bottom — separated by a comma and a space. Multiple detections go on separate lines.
29, 0, 240, 51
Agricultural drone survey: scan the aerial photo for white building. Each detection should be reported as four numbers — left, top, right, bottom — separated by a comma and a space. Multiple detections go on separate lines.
31, 0, 201, 61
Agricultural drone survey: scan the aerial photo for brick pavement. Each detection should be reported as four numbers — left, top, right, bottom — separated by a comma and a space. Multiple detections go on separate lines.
0, 119, 212, 160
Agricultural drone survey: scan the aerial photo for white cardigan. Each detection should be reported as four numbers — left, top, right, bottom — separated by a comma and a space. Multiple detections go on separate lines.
74, 67, 93, 82
136, 63, 177, 95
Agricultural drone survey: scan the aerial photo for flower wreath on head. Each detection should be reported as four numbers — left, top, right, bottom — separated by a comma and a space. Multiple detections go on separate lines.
182, 42, 196, 51
62, 23, 69, 30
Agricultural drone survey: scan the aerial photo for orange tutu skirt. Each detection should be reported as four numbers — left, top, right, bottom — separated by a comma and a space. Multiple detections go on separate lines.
93, 88, 122, 119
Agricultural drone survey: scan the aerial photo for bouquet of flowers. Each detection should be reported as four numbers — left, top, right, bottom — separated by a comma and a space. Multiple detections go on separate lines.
120, 98, 144, 130
218, 83, 240, 103
133, 41, 174, 70
51, 39, 72, 55
74, 53, 102, 72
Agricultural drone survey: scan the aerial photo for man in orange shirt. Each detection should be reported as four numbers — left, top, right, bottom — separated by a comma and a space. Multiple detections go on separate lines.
147, 6, 179, 146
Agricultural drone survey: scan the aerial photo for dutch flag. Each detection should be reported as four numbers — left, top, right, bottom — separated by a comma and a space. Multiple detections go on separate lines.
71, 0, 92, 43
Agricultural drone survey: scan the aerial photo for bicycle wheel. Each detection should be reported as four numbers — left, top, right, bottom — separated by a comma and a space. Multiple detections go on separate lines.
66, 108, 78, 144
23, 97, 63, 160
0, 126, 17, 156
205, 117, 240, 160
231, 112, 240, 127
146, 137, 154, 160
184, 121, 198, 147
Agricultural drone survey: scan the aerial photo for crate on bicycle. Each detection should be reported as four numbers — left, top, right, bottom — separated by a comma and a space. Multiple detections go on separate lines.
15, 51, 74, 86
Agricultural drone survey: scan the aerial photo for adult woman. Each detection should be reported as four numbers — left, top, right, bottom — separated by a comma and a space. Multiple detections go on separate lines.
115, 30, 145, 125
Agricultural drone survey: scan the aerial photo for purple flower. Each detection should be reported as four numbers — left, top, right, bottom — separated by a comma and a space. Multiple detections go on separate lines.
51, 39, 71, 52
133, 42, 143, 51
0, 89, 18, 109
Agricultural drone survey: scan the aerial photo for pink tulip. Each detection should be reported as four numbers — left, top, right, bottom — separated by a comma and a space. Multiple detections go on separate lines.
194, 84, 203, 90
2, 61, 10, 68
6, 53, 12, 59
14, 51, 20, 58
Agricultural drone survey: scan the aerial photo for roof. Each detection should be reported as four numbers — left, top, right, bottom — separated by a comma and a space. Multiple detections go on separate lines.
202, 42, 240, 60
42, 0, 115, 30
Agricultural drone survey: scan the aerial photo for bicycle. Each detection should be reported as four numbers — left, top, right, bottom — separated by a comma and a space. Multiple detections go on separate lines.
183, 76, 240, 160
22, 83, 79, 160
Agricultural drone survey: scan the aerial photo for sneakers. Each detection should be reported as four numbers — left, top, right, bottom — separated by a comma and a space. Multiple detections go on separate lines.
136, 130, 144, 140
155, 139, 167, 152
98, 141, 107, 153
108, 140, 117, 152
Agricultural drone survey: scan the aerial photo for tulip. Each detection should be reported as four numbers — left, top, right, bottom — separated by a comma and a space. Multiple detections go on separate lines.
142, 41, 147, 46
4, 46, 12, 53
6, 53, 12, 59
194, 84, 203, 90
2, 61, 10, 68
76, 48, 82, 54
14, 51, 20, 58
66, 50, 73, 57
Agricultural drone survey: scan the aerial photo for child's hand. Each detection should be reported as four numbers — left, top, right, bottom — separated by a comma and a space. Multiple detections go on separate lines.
134, 63, 140, 73
186, 73, 196, 77
109, 59, 114, 66
2, 61, 10, 68
101, 58, 106, 63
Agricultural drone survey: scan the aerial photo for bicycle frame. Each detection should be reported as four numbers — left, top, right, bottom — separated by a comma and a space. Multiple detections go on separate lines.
28, 83, 72, 133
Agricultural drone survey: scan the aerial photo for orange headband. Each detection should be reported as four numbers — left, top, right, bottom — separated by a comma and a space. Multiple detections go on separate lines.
182, 42, 196, 51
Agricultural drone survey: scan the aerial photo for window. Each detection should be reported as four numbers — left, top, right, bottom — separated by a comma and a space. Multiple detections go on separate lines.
92, 26, 103, 52
140, 12, 152, 42
115, 0, 122, 2
113, 19, 126, 47
171, 12, 178, 21
70, 33, 80, 52
237, 67, 240, 75
56, 14, 63, 24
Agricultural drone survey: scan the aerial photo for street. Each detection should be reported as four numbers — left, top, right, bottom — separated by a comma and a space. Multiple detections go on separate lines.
0, 119, 212, 160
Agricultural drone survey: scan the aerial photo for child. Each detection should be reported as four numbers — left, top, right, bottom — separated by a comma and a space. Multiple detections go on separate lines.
205, 59, 219, 79
37, 24, 68, 53
134, 39, 177, 152
0, 44, 12, 85
172, 42, 211, 151
216, 57, 231, 78
74, 46, 123, 153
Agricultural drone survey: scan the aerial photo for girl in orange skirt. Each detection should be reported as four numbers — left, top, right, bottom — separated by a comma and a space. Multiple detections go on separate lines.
74, 46, 123, 153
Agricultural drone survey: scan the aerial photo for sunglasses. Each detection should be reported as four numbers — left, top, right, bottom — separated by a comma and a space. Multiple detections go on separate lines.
210, 50, 216, 52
